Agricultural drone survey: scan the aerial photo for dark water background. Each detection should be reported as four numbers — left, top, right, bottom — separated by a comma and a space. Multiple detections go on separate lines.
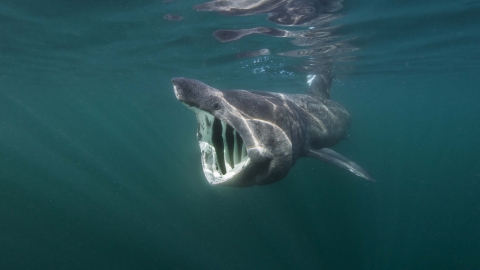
1, 0, 480, 269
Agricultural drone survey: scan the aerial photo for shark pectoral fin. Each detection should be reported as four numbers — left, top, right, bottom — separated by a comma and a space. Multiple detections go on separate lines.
308, 148, 375, 182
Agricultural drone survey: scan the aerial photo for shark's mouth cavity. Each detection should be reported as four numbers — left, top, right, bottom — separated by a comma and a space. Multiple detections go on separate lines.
191, 108, 250, 185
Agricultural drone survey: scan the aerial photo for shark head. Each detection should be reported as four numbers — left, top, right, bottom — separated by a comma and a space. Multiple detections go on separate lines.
172, 77, 293, 187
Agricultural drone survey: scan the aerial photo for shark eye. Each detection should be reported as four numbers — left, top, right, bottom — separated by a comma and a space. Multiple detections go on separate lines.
212, 103, 220, 110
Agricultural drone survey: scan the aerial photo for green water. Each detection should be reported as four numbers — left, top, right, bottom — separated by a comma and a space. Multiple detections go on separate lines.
1, 0, 479, 269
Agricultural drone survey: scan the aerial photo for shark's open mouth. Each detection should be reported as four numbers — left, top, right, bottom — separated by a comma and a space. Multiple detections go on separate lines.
190, 108, 250, 185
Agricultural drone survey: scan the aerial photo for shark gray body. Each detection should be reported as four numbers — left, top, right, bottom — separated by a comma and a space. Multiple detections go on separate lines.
172, 75, 373, 187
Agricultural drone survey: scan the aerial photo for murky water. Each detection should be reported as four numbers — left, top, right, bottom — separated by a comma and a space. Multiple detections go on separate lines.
1, 0, 479, 269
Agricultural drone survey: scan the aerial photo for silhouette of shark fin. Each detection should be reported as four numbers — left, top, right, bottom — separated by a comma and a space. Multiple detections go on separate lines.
308, 148, 375, 182
307, 73, 331, 99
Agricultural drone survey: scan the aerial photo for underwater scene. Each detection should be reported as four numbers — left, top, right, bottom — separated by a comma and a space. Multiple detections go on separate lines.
1, 0, 479, 269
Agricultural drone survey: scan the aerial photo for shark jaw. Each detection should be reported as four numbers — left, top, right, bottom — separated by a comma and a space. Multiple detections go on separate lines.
188, 107, 250, 185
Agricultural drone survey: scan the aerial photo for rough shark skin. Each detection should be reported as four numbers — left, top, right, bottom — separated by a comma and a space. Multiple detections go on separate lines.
172, 76, 373, 187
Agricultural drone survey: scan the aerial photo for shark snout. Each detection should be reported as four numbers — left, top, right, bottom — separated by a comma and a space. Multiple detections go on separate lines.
171, 77, 186, 101
171, 77, 220, 108
171, 77, 186, 88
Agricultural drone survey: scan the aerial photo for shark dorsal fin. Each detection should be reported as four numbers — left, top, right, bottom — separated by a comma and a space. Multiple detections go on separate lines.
308, 73, 332, 100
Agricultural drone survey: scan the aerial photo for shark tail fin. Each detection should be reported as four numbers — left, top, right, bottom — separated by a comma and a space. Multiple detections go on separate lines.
308, 148, 375, 182
308, 73, 332, 100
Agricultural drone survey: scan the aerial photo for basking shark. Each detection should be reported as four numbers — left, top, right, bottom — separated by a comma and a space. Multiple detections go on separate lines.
172, 75, 374, 187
